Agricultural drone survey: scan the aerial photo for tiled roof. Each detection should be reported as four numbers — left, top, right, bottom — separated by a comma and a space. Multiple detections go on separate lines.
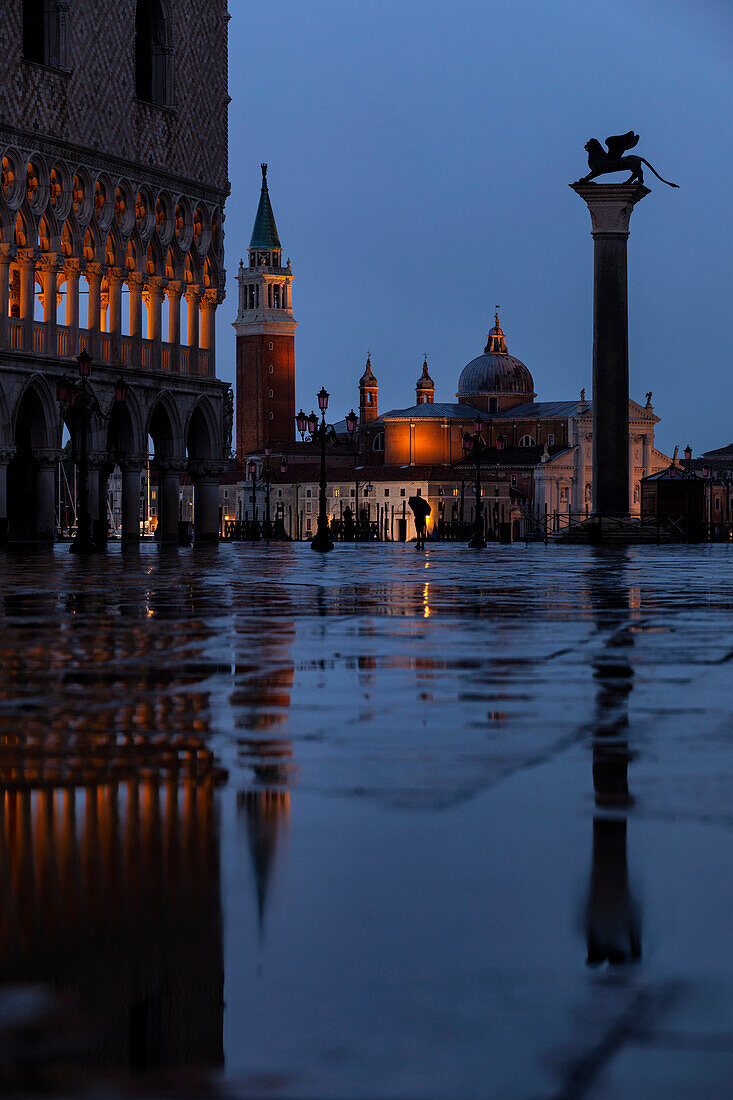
493, 401, 586, 419
378, 402, 484, 422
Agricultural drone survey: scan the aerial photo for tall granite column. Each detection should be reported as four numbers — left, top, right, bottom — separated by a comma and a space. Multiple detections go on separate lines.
571, 183, 649, 517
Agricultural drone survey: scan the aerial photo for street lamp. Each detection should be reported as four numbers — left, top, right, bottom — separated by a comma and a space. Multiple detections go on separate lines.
684, 444, 692, 474
296, 409, 307, 440
345, 409, 360, 540
263, 443, 273, 534
467, 414, 486, 549
311, 388, 334, 552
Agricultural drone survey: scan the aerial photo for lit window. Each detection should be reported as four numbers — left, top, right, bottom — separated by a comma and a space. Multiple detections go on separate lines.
333, 488, 340, 497
453, 488, 459, 497
511, 474, 517, 487
438, 487, 443, 496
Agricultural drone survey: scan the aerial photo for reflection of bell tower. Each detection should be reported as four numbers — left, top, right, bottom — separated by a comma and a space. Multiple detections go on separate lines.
234, 164, 297, 459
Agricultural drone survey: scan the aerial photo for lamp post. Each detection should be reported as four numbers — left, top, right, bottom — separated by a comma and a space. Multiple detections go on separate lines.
263, 443, 272, 535
311, 387, 334, 552
345, 408, 359, 540
61, 350, 94, 554
247, 458, 257, 534
466, 414, 486, 549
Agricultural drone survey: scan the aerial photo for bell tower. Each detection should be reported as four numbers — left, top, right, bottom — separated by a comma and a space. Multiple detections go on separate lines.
234, 164, 297, 458
359, 355, 378, 424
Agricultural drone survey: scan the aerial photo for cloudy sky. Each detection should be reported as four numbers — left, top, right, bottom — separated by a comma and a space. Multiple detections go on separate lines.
219, 0, 731, 455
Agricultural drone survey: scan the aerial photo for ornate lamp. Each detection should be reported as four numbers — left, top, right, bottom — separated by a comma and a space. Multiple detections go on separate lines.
307, 411, 318, 435
114, 377, 128, 404
247, 460, 256, 477
296, 409, 307, 435
496, 436, 505, 452
77, 350, 92, 378
346, 409, 358, 434
280, 460, 287, 475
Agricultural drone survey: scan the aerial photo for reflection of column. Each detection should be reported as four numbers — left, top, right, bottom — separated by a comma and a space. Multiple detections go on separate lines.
121, 458, 144, 543
0, 244, 17, 350
17, 248, 38, 353
87, 455, 104, 546
85, 262, 104, 359
65, 259, 81, 356
35, 449, 59, 541
586, 557, 641, 968
189, 461, 224, 546
166, 280, 184, 373
128, 273, 145, 369
571, 183, 649, 518
157, 459, 183, 543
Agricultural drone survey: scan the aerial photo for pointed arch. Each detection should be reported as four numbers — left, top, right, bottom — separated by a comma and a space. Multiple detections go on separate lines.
185, 397, 219, 462
12, 374, 59, 450
147, 389, 184, 459
135, 0, 173, 107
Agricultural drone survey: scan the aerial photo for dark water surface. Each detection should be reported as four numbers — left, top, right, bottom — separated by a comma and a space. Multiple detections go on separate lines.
1, 543, 732, 1098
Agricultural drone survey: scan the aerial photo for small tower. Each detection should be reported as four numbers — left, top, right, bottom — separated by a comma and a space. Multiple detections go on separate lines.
359, 354, 378, 423
234, 164, 297, 458
415, 357, 435, 405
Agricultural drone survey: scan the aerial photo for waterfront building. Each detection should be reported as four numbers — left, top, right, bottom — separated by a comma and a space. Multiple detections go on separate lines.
0, 0, 230, 543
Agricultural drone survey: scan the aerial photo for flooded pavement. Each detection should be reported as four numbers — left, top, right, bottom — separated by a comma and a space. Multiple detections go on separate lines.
1, 542, 733, 1098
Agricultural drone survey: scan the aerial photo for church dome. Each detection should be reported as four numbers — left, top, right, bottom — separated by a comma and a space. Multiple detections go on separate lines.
457, 316, 535, 398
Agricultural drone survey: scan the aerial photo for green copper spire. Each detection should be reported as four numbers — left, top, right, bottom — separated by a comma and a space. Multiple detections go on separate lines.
249, 163, 282, 250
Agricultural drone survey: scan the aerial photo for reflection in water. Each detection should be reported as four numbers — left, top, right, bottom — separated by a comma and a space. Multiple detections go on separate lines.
586, 554, 642, 968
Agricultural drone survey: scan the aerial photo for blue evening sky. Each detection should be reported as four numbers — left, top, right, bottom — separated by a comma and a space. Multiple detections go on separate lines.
220, 0, 732, 456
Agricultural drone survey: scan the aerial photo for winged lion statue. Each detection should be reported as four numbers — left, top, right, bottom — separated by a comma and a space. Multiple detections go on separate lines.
576, 132, 679, 188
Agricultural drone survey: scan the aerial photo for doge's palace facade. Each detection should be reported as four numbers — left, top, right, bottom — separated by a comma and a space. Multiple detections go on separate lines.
0, 0, 230, 543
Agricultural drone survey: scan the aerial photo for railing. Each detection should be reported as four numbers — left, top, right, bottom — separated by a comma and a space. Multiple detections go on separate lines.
4, 317, 213, 376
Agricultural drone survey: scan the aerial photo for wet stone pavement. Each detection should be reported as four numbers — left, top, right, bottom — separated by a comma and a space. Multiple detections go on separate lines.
0, 542, 733, 1097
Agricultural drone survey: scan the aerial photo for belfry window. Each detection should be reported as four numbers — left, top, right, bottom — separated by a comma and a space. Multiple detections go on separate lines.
136, 0, 173, 107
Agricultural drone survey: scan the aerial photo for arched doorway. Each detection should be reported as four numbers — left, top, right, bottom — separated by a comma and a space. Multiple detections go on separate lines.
186, 401, 220, 546
108, 399, 143, 544
8, 385, 57, 542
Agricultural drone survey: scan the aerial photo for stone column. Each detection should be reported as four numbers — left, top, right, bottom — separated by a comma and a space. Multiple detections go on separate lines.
642, 433, 652, 479
166, 280, 184, 373
85, 262, 105, 359
128, 272, 145, 368
189, 461, 224, 546
0, 447, 15, 541
34, 449, 59, 542
17, 248, 38, 353
145, 276, 167, 371
0, 245, 17, 351
157, 458, 183, 543
121, 457, 145, 544
184, 286, 201, 375
64, 259, 81, 356
571, 183, 649, 517
86, 454, 104, 545
107, 267, 125, 364
39, 253, 61, 356
199, 290, 218, 376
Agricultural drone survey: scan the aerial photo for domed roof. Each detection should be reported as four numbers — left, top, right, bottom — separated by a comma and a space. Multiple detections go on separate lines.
359, 354, 377, 387
457, 315, 535, 398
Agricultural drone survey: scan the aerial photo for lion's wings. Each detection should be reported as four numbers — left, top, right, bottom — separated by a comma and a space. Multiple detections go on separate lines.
605, 131, 640, 158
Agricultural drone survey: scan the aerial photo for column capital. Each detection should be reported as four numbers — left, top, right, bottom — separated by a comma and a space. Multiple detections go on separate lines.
107, 266, 127, 284
16, 247, 40, 267
0, 446, 16, 464
570, 182, 650, 236
0, 244, 17, 265
37, 252, 62, 272
127, 270, 147, 288
147, 275, 169, 294
156, 457, 187, 474
85, 261, 106, 280
188, 459, 226, 481
184, 284, 202, 303
119, 453, 147, 473
166, 279, 186, 300
35, 447, 61, 468
87, 451, 108, 470
201, 288, 221, 308
64, 257, 82, 275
